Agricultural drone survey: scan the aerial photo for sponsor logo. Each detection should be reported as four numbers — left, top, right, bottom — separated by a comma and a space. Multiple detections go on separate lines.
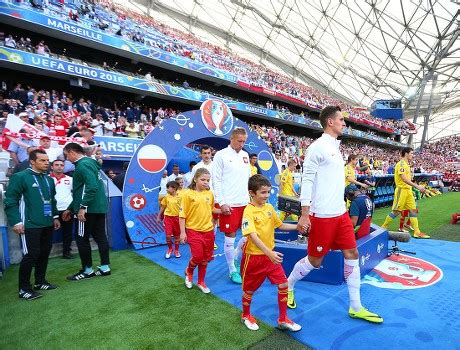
316, 246, 323, 252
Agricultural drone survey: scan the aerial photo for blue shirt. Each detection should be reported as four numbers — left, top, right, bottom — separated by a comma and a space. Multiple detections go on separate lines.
349, 194, 373, 226
8, 139, 35, 163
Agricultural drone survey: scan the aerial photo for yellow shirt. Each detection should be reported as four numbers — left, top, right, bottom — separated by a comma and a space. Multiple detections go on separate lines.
250, 165, 258, 176
395, 160, 411, 189
345, 164, 356, 186
242, 203, 282, 255
160, 193, 181, 216
179, 189, 214, 231
280, 168, 295, 196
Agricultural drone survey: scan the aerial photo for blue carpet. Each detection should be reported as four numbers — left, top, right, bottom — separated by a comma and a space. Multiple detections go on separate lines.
136, 233, 460, 349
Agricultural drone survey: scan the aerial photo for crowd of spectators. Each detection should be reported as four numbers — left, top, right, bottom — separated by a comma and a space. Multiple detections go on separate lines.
9, 0, 417, 136
248, 123, 458, 174
1, 81, 457, 175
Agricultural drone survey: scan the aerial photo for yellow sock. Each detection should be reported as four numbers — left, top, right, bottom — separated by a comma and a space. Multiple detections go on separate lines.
382, 215, 394, 228
410, 217, 421, 234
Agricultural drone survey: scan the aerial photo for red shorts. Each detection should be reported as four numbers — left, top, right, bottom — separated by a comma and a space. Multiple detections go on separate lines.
307, 212, 357, 257
219, 206, 246, 234
186, 228, 215, 264
164, 215, 180, 237
241, 254, 287, 291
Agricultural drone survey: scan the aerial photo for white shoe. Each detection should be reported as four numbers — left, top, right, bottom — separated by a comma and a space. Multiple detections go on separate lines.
185, 271, 193, 289
241, 314, 259, 331
197, 283, 211, 294
278, 318, 302, 332
398, 228, 408, 233
165, 249, 172, 259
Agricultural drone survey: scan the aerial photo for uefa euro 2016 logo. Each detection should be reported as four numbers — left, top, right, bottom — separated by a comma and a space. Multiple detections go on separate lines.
200, 99, 233, 136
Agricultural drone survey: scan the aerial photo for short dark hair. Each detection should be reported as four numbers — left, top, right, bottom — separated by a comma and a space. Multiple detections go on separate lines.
200, 145, 211, 153
172, 164, 179, 168
401, 147, 413, 157
166, 181, 179, 190
249, 153, 257, 159
63, 142, 85, 154
29, 149, 47, 161
248, 174, 271, 193
319, 106, 341, 128
51, 159, 64, 166
189, 161, 197, 167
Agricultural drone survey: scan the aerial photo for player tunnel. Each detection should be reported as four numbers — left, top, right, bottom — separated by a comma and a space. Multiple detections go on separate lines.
122, 100, 280, 250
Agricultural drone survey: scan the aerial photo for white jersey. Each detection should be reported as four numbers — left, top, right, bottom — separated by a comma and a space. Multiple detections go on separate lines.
299, 133, 346, 217
50, 174, 73, 211
212, 145, 251, 207
159, 176, 168, 196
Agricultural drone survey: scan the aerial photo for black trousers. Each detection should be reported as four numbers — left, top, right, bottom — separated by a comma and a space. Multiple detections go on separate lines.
75, 213, 110, 269
59, 211, 74, 255
19, 226, 54, 291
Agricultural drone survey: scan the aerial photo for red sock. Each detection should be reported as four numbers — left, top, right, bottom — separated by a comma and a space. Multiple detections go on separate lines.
399, 216, 405, 230
197, 262, 208, 284
242, 291, 253, 317
278, 286, 288, 322
406, 217, 411, 226
187, 260, 197, 275
166, 235, 172, 250
174, 235, 180, 251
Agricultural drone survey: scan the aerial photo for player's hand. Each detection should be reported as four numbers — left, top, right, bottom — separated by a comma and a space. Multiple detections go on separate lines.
269, 251, 284, 264
62, 210, 72, 222
77, 208, 86, 222
221, 204, 232, 216
13, 223, 25, 235
297, 215, 311, 235
54, 219, 61, 230
156, 216, 161, 223
361, 183, 369, 189
180, 232, 187, 244
418, 185, 426, 193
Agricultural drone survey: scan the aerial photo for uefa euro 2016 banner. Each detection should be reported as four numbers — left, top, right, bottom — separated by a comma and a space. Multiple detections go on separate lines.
0, 2, 238, 83
0, 47, 323, 128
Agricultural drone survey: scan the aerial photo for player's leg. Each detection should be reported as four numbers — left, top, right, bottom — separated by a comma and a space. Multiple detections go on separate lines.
287, 215, 330, 308
164, 221, 173, 259
382, 188, 405, 228
172, 217, 181, 258
399, 210, 409, 232
197, 230, 215, 293
338, 214, 383, 323
221, 206, 245, 283
233, 236, 247, 262
185, 229, 204, 288
241, 255, 265, 331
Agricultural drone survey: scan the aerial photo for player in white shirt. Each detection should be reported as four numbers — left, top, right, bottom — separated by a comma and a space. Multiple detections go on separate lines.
286, 106, 383, 324
191, 145, 213, 188
158, 170, 169, 205
182, 161, 197, 189
212, 127, 251, 284
167, 164, 180, 182
50, 159, 74, 259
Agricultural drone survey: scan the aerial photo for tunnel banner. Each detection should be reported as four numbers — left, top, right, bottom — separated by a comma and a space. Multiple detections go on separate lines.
122, 101, 279, 249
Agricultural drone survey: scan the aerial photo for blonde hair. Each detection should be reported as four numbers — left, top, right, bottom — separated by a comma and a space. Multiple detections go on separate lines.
230, 127, 247, 138
189, 168, 210, 190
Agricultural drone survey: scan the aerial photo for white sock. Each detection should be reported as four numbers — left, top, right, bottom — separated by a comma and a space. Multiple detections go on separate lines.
287, 257, 315, 290
344, 259, 363, 312
224, 236, 236, 273
234, 237, 247, 261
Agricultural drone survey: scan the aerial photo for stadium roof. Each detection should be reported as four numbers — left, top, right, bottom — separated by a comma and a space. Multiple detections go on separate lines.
123, 0, 459, 140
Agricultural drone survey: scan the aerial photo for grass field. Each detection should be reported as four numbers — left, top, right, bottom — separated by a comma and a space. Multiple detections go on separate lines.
0, 192, 458, 349
372, 191, 460, 241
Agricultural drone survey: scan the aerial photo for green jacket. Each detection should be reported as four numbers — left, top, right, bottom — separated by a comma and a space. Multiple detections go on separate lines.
68, 157, 108, 214
4, 168, 58, 229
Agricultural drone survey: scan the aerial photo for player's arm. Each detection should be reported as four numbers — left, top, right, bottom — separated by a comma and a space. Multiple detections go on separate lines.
298, 147, 319, 233
346, 174, 368, 189
156, 205, 166, 222
179, 193, 188, 243
248, 232, 283, 264
278, 223, 297, 231
400, 173, 425, 192
211, 153, 225, 206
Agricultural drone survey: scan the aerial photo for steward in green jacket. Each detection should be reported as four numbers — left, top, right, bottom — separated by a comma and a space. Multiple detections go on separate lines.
67, 155, 108, 214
